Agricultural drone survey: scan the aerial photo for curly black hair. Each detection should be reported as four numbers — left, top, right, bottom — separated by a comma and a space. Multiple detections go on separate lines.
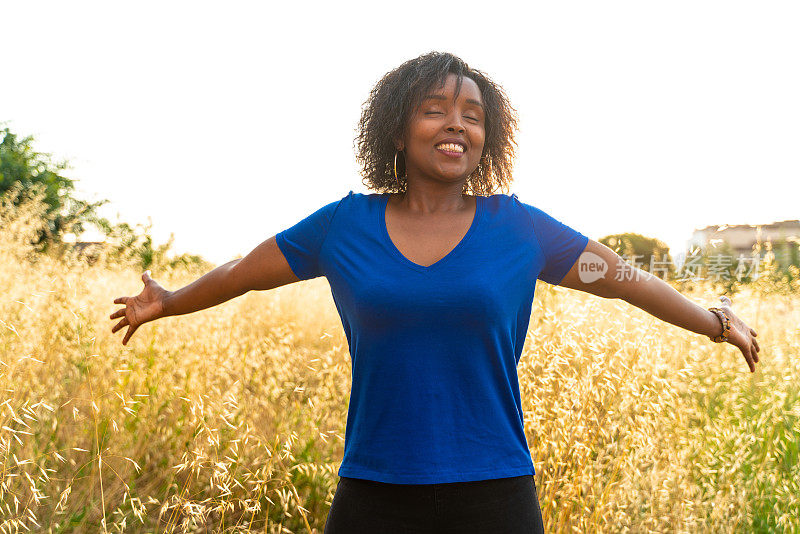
355, 51, 519, 197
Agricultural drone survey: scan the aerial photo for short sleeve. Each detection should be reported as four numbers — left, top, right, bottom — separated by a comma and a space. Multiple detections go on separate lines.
519, 198, 589, 286
275, 192, 350, 280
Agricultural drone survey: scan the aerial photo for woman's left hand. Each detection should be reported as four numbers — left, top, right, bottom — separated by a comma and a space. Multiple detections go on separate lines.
717, 296, 761, 373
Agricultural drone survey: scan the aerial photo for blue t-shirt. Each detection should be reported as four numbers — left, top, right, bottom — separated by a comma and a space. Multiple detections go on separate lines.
275, 191, 589, 484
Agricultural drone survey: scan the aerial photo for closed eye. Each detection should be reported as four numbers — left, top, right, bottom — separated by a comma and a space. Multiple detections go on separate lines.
425, 112, 479, 122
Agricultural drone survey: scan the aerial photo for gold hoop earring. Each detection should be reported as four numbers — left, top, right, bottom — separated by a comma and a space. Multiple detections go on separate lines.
393, 150, 403, 181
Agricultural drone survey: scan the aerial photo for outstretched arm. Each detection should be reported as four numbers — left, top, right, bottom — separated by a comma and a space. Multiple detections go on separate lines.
110, 235, 301, 345
556, 239, 761, 373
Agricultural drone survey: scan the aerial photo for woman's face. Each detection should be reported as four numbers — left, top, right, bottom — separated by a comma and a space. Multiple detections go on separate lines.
400, 73, 486, 187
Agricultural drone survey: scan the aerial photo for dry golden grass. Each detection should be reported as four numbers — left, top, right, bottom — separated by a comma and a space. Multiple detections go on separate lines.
1, 194, 799, 533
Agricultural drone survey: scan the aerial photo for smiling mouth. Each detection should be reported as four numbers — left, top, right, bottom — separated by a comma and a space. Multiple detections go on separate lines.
436, 147, 464, 158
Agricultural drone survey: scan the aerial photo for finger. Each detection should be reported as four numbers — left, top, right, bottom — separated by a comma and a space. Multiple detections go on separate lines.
751, 342, 759, 363
114, 296, 129, 305
142, 270, 152, 283
753, 338, 760, 353
109, 308, 126, 320
122, 324, 138, 346
743, 345, 755, 373
112, 317, 128, 334
750, 328, 757, 337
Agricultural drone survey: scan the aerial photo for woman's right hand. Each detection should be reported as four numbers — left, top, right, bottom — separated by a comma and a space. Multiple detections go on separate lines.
110, 270, 170, 345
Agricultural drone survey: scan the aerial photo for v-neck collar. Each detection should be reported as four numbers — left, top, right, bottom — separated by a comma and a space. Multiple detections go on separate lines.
378, 193, 484, 273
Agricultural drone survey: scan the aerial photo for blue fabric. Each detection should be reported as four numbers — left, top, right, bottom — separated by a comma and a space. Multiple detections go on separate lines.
276, 191, 589, 484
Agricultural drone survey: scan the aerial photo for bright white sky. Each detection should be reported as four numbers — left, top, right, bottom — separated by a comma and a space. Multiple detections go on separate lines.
2, 1, 798, 267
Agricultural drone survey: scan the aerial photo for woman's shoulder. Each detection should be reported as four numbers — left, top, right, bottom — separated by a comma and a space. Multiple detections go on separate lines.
481, 191, 526, 213
487, 192, 555, 218
319, 190, 383, 220
341, 190, 386, 202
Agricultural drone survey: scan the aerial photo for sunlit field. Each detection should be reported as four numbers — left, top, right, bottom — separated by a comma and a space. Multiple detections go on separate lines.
2, 198, 799, 533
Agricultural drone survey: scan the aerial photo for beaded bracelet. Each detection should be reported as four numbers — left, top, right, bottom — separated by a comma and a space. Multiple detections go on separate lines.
708, 307, 731, 343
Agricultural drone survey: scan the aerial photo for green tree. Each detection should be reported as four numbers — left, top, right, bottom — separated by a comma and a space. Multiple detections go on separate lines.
0, 122, 213, 273
0, 123, 107, 250
598, 232, 675, 279
93, 216, 214, 272
769, 237, 800, 274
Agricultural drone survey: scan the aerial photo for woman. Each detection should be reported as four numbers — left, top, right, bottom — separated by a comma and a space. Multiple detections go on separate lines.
109, 52, 760, 533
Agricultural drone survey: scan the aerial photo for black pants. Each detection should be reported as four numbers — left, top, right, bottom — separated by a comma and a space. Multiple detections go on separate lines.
323, 474, 545, 533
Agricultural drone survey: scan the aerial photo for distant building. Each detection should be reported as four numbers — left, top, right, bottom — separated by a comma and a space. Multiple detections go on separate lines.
686, 219, 800, 265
